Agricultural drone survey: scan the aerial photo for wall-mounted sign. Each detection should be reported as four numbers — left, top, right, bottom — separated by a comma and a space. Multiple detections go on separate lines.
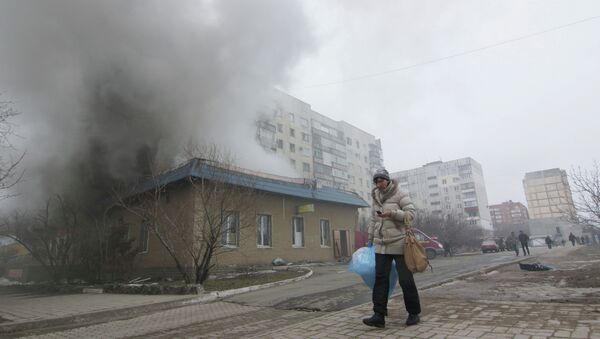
297, 203, 315, 214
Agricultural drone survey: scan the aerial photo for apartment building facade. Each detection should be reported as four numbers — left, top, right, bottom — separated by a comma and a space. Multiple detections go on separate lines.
390, 157, 492, 229
257, 91, 384, 204
489, 200, 529, 227
523, 168, 576, 219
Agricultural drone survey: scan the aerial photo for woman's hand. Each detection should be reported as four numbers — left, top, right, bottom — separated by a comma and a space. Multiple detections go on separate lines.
379, 211, 392, 218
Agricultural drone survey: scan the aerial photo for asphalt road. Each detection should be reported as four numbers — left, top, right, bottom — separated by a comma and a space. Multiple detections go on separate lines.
226, 246, 551, 312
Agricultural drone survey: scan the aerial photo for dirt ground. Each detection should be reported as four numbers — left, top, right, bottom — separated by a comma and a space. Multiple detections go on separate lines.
424, 245, 600, 304
203, 269, 307, 291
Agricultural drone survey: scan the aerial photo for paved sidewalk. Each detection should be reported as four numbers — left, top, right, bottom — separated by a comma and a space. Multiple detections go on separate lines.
256, 296, 600, 339
0, 292, 191, 325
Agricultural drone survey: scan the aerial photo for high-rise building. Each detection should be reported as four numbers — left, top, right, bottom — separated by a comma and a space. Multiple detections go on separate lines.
256, 90, 384, 204
523, 168, 576, 219
390, 157, 492, 229
489, 200, 529, 227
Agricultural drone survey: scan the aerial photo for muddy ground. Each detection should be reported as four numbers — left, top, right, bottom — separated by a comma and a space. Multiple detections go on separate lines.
424, 245, 600, 304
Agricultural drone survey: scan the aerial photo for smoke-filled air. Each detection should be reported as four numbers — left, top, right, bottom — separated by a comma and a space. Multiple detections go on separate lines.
0, 0, 314, 212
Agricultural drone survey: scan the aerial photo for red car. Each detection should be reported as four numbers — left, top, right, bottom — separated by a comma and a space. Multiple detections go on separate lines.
481, 239, 499, 253
412, 228, 445, 259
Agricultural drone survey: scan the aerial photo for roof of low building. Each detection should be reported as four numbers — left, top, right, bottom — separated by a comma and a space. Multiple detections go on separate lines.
132, 158, 369, 208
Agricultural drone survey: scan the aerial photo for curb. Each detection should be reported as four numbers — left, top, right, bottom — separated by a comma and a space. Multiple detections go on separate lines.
183, 267, 314, 305
0, 268, 313, 336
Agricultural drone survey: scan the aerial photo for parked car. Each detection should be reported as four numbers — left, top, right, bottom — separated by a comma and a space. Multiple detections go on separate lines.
412, 228, 444, 259
481, 239, 499, 253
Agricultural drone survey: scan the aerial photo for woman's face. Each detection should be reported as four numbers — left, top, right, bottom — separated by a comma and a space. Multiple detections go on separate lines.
375, 178, 389, 190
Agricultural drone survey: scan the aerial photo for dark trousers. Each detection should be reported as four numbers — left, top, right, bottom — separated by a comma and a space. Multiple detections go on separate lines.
521, 241, 530, 255
372, 253, 421, 316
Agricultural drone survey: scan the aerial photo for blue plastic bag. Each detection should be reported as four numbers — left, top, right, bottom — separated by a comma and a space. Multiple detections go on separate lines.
348, 246, 398, 297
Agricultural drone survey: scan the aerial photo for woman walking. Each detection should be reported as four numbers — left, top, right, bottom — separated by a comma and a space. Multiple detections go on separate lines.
363, 168, 421, 328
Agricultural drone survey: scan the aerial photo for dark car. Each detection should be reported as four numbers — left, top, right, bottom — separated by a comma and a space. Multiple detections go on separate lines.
481, 239, 499, 253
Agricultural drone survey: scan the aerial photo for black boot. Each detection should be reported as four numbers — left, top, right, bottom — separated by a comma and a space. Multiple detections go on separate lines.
406, 313, 420, 326
363, 313, 385, 328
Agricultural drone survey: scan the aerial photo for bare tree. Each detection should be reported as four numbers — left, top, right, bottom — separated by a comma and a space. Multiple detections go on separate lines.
412, 210, 483, 251
0, 98, 25, 199
0, 196, 79, 283
568, 162, 600, 228
112, 144, 260, 285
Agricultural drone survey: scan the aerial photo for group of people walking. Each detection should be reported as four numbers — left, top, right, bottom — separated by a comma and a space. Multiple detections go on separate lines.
505, 231, 531, 256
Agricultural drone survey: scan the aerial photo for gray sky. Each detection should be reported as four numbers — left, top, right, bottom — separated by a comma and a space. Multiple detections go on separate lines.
286, 0, 600, 206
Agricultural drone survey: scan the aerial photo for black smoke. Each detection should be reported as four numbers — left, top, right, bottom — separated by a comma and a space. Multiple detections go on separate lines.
0, 0, 314, 212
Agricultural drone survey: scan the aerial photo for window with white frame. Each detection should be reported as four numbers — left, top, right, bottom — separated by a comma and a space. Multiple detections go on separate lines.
292, 217, 304, 247
320, 220, 331, 247
257, 214, 272, 247
221, 211, 239, 247
139, 221, 149, 253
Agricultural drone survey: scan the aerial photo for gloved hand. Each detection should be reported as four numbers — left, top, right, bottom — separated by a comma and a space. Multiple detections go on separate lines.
367, 240, 373, 248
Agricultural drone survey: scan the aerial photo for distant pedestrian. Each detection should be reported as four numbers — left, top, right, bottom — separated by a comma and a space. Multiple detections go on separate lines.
364, 168, 421, 329
518, 231, 530, 256
443, 240, 452, 257
568, 232, 577, 246
545, 235, 553, 249
507, 232, 519, 256
498, 237, 506, 252
581, 236, 585, 245
561, 239, 566, 246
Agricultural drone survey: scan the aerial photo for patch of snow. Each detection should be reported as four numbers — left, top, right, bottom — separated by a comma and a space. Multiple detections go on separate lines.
0, 277, 20, 286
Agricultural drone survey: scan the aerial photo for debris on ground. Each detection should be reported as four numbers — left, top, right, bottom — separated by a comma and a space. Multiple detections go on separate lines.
519, 262, 554, 271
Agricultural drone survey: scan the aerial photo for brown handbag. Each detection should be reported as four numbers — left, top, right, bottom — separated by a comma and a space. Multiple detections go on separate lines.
403, 215, 431, 273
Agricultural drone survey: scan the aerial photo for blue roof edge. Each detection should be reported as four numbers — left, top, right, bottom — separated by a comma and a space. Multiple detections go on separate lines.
132, 159, 369, 208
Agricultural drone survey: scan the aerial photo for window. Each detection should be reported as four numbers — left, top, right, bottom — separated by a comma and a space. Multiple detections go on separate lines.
302, 132, 309, 142
292, 217, 304, 247
300, 117, 309, 128
320, 220, 331, 247
221, 212, 239, 247
303, 162, 310, 172
290, 159, 296, 167
257, 215, 272, 247
300, 146, 311, 157
277, 123, 283, 132
288, 112, 295, 122
442, 179, 447, 185
347, 137, 352, 145
290, 128, 295, 137
356, 140, 360, 148
276, 139, 283, 149
289, 143, 295, 153
364, 156, 368, 163
428, 184, 438, 189
139, 222, 149, 253
427, 176, 437, 180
